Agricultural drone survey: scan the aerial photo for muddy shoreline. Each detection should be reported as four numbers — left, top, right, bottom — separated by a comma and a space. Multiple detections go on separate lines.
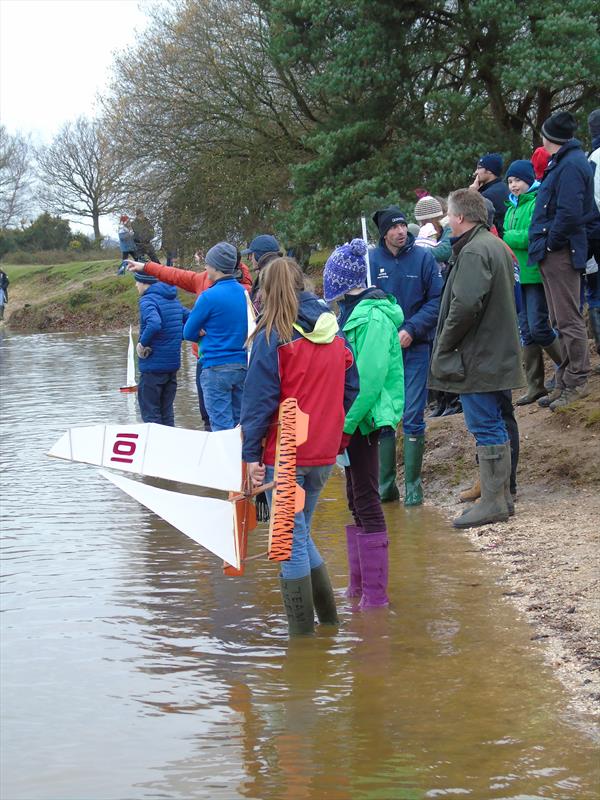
414, 370, 600, 732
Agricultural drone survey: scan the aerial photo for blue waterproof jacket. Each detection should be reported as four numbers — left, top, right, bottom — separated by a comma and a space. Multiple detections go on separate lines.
369, 234, 442, 345
480, 178, 509, 235
528, 139, 595, 269
138, 282, 189, 373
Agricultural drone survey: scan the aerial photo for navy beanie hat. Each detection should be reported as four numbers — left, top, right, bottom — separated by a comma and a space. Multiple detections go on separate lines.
541, 111, 578, 144
478, 152, 503, 176
133, 272, 158, 285
205, 241, 238, 273
506, 159, 535, 187
372, 206, 407, 237
588, 108, 600, 139
323, 239, 368, 303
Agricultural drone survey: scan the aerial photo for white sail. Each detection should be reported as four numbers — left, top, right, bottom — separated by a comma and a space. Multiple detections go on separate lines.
48, 423, 242, 493
99, 470, 239, 567
126, 325, 136, 387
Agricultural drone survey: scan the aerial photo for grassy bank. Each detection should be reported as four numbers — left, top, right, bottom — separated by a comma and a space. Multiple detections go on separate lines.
1, 260, 194, 332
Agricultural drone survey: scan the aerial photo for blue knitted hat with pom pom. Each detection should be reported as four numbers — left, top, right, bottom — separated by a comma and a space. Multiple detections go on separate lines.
323, 238, 368, 303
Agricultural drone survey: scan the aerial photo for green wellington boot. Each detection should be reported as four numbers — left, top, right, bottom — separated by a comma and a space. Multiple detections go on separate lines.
378, 433, 400, 502
280, 575, 315, 636
310, 563, 339, 625
403, 434, 425, 506
516, 344, 546, 405
453, 444, 510, 529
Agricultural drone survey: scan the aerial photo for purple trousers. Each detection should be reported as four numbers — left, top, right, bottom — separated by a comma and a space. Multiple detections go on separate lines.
344, 430, 386, 533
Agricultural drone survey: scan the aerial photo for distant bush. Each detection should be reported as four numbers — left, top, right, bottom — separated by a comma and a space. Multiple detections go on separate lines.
5, 248, 120, 265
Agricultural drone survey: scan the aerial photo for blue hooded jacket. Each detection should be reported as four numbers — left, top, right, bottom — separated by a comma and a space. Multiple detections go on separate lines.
369, 234, 443, 345
528, 139, 595, 269
138, 282, 189, 373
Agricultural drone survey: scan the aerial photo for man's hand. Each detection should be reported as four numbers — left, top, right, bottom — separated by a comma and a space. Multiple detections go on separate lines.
398, 329, 413, 348
469, 175, 481, 190
247, 462, 266, 488
136, 342, 152, 359
127, 259, 146, 272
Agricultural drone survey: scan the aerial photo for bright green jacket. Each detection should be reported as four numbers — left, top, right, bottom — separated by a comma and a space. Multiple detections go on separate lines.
503, 189, 541, 284
342, 296, 405, 436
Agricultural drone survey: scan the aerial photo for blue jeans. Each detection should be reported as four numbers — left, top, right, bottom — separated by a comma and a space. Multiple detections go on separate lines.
265, 464, 332, 579
460, 392, 508, 447
200, 363, 247, 432
401, 343, 430, 436
195, 360, 211, 431
138, 371, 177, 426
518, 283, 555, 347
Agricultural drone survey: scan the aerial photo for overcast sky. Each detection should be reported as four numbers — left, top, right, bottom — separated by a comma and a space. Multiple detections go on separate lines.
0, 0, 163, 236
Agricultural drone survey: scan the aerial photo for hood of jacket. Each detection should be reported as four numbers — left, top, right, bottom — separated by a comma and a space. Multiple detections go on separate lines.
343, 294, 403, 333
144, 282, 178, 300
294, 291, 339, 344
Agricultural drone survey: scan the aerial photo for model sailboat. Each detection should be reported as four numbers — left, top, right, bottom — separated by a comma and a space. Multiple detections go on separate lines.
47, 399, 309, 574
119, 325, 138, 392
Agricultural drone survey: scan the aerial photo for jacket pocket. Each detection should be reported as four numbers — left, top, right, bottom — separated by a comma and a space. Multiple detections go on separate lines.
431, 349, 465, 382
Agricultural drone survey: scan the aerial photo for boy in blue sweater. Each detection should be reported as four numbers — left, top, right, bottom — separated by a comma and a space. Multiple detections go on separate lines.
134, 272, 189, 426
183, 242, 249, 431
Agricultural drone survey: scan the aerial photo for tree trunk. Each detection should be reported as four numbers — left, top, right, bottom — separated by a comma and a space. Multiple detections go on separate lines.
92, 213, 101, 243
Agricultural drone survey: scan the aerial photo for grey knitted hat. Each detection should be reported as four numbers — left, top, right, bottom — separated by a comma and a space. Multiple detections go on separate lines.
205, 242, 238, 273
414, 196, 444, 221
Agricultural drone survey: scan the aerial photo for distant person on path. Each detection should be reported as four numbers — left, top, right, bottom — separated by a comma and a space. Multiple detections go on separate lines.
0, 269, 9, 320
528, 111, 594, 410
134, 272, 189, 426
323, 239, 404, 608
118, 215, 136, 262
369, 206, 443, 506
469, 153, 509, 235
503, 160, 562, 405
429, 189, 524, 529
132, 208, 159, 263
240, 234, 282, 309
128, 250, 252, 431
183, 243, 249, 431
241, 257, 359, 635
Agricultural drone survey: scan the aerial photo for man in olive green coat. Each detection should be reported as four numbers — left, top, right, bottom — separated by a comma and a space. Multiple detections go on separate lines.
429, 189, 524, 529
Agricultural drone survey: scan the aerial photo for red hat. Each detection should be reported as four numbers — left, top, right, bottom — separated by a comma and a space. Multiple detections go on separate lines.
531, 147, 550, 180
120, 214, 129, 223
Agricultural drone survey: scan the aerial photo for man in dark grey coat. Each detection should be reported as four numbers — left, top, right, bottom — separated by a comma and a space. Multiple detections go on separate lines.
429, 189, 524, 529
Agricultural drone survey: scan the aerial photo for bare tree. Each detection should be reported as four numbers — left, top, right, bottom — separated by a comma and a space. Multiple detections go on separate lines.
36, 117, 125, 242
0, 126, 32, 228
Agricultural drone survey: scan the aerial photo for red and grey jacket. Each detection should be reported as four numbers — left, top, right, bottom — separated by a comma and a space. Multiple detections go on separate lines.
241, 291, 359, 467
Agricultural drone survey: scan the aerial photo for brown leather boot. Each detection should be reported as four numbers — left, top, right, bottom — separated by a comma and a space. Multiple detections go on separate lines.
459, 478, 481, 503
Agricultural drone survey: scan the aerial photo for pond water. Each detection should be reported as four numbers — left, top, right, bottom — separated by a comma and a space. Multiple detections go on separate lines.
1, 331, 598, 799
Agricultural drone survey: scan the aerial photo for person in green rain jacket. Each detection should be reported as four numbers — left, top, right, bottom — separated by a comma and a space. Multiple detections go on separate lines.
323, 239, 404, 610
503, 160, 562, 405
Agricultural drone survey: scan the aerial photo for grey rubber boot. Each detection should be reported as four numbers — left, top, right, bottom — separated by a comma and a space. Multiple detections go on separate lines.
310, 563, 339, 625
503, 441, 514, 517
516, 345, 546, 405
280, 575, 315, 636
379, 433, 400, 502
452, 444, 510, 529
543, 336, 563, 366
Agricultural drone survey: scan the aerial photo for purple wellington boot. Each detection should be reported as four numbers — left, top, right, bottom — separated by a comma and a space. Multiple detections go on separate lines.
345, 524, 363, 598
356, 531, 390, 609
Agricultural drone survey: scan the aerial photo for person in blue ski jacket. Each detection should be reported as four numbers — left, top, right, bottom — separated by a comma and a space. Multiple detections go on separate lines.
134, 272, 189, 426
369, 205, 443, 507
183, 242, 249, 431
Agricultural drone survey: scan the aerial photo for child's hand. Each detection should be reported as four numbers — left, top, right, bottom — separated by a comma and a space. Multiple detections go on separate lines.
127, 259, 146, 272
136, 343, 152, 359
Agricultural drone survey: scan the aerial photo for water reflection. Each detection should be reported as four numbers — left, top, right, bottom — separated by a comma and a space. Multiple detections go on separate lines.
1, 332, 598, 799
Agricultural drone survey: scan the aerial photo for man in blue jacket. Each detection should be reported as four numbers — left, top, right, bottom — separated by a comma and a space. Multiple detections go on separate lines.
370, 206, 443, 506
528, 111, 594, 409
470, 153, 510, 235
134, 272, 189, 426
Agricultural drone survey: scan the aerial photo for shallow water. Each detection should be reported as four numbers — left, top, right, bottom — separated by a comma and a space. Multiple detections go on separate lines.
1, 331, 598, 799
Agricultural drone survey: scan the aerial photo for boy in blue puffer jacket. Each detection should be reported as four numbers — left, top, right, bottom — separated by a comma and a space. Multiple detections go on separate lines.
134, 272, 189, 426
